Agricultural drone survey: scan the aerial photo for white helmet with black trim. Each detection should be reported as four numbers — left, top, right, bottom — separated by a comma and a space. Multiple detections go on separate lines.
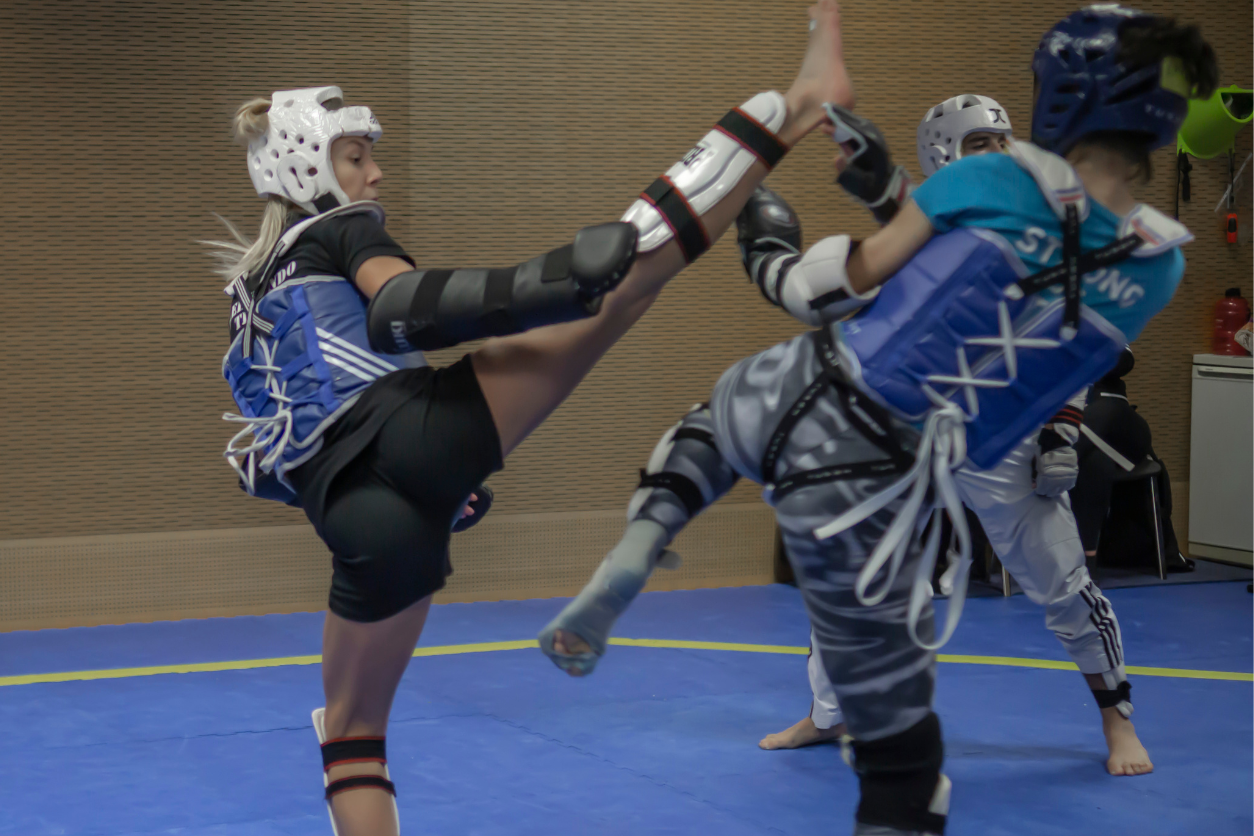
916, 94, 1012, 177
247, 86, 382, 214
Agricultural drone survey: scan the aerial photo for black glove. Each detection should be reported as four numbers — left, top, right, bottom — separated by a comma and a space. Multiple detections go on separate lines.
452, 485, 494, 533
735, 185, 803, 279
824, 103, 912, 225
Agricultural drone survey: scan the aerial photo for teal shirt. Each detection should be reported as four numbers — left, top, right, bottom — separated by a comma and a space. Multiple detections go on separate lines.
910, 152, 1185, 342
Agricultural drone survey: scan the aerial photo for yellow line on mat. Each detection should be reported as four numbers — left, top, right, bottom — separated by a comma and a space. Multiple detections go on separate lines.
609, 638, 809, 655
0, 639, 1248, 688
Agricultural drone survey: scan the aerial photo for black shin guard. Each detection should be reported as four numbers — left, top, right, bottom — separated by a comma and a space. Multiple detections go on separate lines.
367, 221, 638, 353
851, 713, 947, 834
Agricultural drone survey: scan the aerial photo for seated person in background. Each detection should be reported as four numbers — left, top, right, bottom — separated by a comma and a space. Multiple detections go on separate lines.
1070, 348, 1193, 571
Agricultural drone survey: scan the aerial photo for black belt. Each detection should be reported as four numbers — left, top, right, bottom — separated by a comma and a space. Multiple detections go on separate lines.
762, 327, 914, 504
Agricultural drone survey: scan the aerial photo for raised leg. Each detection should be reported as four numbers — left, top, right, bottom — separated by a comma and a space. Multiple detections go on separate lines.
540, 403, 740, 674
473, 0, 856, 457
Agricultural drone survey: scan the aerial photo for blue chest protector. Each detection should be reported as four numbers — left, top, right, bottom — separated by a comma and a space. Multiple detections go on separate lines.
221, 203, 423, 500
834, 142, 1187, 470
838, 228, 1128, 469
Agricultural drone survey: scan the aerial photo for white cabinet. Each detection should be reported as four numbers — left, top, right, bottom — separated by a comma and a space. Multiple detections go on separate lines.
1188, 353, 1254, 566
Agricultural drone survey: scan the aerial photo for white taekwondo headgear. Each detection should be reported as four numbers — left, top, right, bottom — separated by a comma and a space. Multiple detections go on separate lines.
916, 94, 1013, 177
247, 86, 382, 214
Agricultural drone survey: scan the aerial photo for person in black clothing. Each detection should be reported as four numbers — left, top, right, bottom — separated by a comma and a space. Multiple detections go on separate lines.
205, 6, 856, 833
1071, 348, 1191, 570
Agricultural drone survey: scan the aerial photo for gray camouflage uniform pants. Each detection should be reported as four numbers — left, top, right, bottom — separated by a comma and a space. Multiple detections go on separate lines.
634, 327, 934, 741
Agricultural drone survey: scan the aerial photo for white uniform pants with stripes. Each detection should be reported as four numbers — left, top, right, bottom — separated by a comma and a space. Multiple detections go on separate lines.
953, 434, 1124, 674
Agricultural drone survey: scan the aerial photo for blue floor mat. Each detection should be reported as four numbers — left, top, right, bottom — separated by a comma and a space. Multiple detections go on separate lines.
1, 582, 1249, 835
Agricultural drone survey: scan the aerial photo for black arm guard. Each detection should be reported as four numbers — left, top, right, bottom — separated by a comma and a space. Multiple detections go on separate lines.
735, 185, 804, 304
367, 222, 638, 353
825, 104, 913, 226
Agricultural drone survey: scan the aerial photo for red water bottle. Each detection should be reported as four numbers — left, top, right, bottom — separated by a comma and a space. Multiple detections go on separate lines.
1213, 287, 1251, 355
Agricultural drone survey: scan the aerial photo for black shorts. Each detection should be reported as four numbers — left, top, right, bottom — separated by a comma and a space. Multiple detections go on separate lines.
290, 355, 503, 622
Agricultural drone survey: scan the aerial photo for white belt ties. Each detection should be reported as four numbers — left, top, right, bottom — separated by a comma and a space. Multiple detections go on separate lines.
812, 402, 974, 650
222, 340, 295, 494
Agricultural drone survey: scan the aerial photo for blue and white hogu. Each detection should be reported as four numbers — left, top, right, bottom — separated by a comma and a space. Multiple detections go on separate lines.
221, 204, 425, 495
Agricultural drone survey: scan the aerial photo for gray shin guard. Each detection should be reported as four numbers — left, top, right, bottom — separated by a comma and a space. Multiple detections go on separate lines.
367, 222, 638, 353
539, 405, 735, 676
538, 519, 672, 676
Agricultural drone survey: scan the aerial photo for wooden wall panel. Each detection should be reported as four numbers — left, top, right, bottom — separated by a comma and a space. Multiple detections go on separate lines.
0, 0, 1248, 629
0, 503, 774, 631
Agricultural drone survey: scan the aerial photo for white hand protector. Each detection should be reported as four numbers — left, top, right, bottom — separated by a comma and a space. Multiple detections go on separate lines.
248, 86, 382, 214
1034, 444, 1079, 497
622, 92, 788, 263
766, 234, 878, 326
916, 94, 1013, 177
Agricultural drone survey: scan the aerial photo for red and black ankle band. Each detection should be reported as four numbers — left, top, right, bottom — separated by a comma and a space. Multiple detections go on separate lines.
1050, 404, 1084, 430
321, 736, 395, 799
325, 774, 397, 799
1091, 680, 1132, 711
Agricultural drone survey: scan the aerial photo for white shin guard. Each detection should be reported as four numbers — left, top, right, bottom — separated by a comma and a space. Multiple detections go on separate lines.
622, 92, 788, 263
312, 707, 400, 835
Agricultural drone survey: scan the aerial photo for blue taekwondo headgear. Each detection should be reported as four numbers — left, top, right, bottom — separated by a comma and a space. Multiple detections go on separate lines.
1031, 5, 1192, 156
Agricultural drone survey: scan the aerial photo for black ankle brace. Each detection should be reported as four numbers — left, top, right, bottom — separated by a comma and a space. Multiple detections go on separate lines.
851, 713, 947, 834
1091, 680, 1133, 717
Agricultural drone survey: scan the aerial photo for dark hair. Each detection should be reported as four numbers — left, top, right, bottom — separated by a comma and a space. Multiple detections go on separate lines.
1073, 17, 1218, 181
1119, 16, 1218, 101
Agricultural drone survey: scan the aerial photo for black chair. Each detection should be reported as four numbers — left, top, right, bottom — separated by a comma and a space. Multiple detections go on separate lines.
1095, 456, 1167, 580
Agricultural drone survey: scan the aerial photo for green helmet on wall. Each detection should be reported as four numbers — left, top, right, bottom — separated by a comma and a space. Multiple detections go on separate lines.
1177, 85, 1252, 158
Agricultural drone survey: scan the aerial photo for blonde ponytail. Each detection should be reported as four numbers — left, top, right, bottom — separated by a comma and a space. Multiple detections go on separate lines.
202, 98, 301, 282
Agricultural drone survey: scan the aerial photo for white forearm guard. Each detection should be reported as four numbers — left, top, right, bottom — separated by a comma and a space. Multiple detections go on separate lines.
622, 92, 789, 263
765, 234, 879, 327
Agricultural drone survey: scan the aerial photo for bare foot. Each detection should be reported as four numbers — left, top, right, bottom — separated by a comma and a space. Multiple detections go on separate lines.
1102, 709, 1153, 776
551, 628, 593, 678
780, 1, 856, 145
759, 716, 846, 750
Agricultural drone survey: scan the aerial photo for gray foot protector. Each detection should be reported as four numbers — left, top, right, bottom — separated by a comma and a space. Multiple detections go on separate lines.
538, 519, 676, 675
